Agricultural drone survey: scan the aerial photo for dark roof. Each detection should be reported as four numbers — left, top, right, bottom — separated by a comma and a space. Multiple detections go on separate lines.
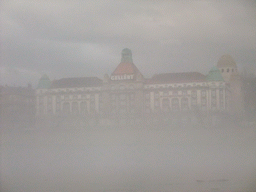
148, 72, 206, 84
50, 77, 102, 88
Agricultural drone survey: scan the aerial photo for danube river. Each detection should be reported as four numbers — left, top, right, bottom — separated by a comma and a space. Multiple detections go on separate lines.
1, 124, 256, 192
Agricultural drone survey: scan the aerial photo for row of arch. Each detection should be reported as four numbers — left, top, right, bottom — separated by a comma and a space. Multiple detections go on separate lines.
161, 97, 189, 111
43, 101, 94, 115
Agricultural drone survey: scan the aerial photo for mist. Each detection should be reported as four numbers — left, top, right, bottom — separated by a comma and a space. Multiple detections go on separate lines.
1, 1, 256, 192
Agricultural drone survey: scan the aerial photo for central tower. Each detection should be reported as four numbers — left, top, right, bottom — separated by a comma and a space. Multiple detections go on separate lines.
121, 48, 133, 63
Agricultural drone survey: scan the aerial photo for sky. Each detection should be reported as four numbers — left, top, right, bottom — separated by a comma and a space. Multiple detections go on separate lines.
1, 0, 256, 87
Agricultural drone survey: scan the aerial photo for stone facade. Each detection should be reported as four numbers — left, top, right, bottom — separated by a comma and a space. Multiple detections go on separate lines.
35, 49, 243, 125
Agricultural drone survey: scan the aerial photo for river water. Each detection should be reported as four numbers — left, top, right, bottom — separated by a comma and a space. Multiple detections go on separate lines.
1, 125, 256, 191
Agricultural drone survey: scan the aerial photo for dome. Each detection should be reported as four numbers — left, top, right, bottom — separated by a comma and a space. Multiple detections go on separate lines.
217, 54, 237, 68
37, 74, 51, 89
207, 66, 224, 81
121, 48, 133, 63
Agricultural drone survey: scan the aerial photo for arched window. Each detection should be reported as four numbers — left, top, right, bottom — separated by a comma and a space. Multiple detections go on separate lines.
72, 102, 79, 115
181, 98, 189, 111
80, 101, 87, 115
227, 68, 229, 72
162, 98, 170, 112
63, 102, 70, 114
172, 98, 180, 111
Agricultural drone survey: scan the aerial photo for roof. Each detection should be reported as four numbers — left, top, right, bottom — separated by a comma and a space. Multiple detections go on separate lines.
148, 72, 207, 84
207, 66, 224, 81
112, 62, 140, 75
217, 54, 237, 68
111, 48, 142, 77
50, 77, 102, 88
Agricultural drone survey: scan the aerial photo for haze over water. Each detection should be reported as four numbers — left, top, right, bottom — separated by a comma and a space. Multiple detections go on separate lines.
1, 122, 256, 192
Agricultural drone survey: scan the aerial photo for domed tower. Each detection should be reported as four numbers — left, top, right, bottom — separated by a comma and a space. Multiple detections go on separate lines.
217, 54, 238, 83
217, 55, 244, 114
37, 74, 51, 89
110, 48, 143, 81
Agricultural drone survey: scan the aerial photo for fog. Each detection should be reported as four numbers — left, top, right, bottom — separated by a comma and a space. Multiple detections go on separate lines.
1, 1, 256, 192
1, 120, 256, 191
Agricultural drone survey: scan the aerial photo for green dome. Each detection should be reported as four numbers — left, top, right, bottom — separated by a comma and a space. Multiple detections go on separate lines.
207, 66, 224, 81
121, 48, 133, 63
37, 74, 51, 89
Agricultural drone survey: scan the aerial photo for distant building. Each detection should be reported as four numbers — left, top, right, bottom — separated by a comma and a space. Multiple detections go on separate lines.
0, 84, 35, 127
35, 49, 243, 123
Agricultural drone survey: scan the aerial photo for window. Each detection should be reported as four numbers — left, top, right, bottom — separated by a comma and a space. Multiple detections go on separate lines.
192, 90, 197, 97
202, 90, 206, 97
56, 103, 60, 112
191, 98, 197, 107
39, 96, 44, 104
181, 98, 189, 110
81, 102, 87, 114
64, 95, 69, 100
145, 93, 150, 99
162, 98, 170, 112
56, 96, 61, 102
222, 69, 224, 73
119, 85, 125, 90
72, 102, 79, 115
172, 98, 180, 111
120, 101, 126, 106
145, 108, 150, 113
227, 68, 229, 72
63, 102, 70, 114
211, 90, 216, 97
120, 94, 126, 100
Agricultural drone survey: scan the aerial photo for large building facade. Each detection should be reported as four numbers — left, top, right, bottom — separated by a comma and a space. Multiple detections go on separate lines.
35, 49, 243, 124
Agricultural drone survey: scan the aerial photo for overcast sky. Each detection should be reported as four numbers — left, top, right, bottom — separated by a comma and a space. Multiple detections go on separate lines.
1, 0, 256, 87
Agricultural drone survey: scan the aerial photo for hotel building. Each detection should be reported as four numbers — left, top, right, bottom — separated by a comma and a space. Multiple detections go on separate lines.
35, 49, 243, 124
